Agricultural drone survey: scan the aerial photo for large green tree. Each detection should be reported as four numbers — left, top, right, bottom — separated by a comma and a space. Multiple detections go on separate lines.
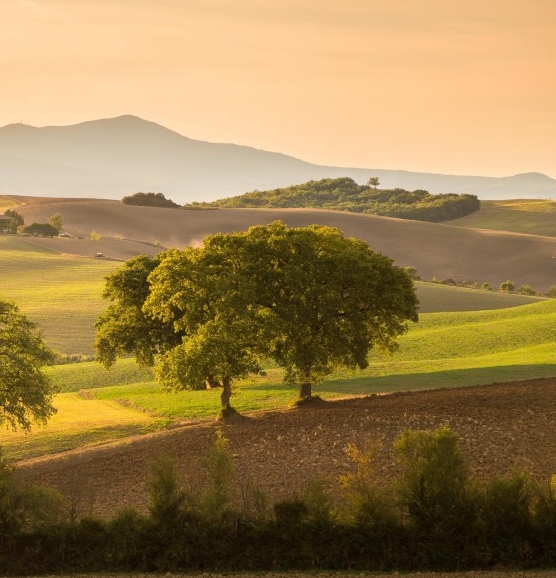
220, 222, 419, 398
0, 298, 56, 430
95, 222, 418, 407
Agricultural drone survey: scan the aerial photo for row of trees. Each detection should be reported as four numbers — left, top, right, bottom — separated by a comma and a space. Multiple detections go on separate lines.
186, 177, 481, 223
2, 427, 556, 573
95, 222, 419, 410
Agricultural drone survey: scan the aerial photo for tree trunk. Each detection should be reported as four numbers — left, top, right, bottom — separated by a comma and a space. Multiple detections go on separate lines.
299, 381, 312, 399
221, 376, 232, 409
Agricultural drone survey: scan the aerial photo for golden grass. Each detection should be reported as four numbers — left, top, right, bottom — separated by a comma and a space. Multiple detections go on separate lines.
0, 392, 157, 461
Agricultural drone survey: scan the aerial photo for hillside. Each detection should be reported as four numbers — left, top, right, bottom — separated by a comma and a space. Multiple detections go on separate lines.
16, 378, 556, 521
451, 199, 556, 237
9, 195, 556, 293
1, 116, 555, 203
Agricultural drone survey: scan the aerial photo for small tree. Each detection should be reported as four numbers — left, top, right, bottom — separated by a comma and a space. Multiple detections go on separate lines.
0, 298, 56, 429
48, 213, 63, 232
546, 286, 556, 298
367, 177, 380, 187
518, 284, 535, 296
498, 280, 515, 293
481, 282, 492, 291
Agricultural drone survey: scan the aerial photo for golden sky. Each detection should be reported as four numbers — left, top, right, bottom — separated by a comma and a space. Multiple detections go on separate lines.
2, 0, 556, 177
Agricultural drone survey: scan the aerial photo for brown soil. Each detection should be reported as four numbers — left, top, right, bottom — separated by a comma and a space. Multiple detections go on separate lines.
11, 196, 556, 291
16, 377, 556, 519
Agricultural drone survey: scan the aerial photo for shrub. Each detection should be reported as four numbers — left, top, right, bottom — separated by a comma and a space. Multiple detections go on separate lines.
339, 441, 397, 528
519, 284, 536, 295
481, 282, 492, 291
201, 430, 236, 519
395, 427, 476, 532
546, 285, 556, 298
498, 280, 515, 293
478, 470, 535, 565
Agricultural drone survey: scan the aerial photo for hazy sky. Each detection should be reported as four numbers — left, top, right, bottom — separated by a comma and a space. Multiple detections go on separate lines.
2, 0, 556, 177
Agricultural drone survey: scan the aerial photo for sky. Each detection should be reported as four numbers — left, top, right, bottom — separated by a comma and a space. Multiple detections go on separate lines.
2, 0, 556, 178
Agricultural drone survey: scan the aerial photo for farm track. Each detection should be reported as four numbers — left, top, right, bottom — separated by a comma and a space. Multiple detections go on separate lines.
17, 377, 556, 521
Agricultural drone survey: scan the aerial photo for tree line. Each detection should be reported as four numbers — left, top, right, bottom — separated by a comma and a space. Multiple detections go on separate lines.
2, 427, 556, 574
185, 177, 481, 223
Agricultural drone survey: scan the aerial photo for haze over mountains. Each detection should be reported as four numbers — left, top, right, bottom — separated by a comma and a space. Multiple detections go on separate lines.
1, 115, 555, 204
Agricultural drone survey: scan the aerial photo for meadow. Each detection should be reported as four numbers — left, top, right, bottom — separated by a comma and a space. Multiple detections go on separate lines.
2, 296, 555, 461
1, 197, 555, 463
451, 199, 556, 237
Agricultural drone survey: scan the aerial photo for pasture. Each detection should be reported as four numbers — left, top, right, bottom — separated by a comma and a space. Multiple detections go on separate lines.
451, 199, 556, 237
3, 298, 556, 461
2, 195, 556, 464
0, 233, 545, 355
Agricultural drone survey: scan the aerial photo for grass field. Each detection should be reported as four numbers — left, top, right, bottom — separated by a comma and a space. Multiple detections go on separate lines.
1, 233, 544, 355
451, 199, 556, 237
3, 298, 556, 461
0, 235, 119, 354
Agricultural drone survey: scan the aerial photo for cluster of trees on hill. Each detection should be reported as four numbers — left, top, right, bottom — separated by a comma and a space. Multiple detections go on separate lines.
187, 177, 481, 223
2, 426, 556, 574
122, 192, 179, 208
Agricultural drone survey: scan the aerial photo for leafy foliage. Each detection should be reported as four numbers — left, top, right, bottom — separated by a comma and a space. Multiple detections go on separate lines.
95, 222, 418, 404
0, 298, 56, 430
22, 222, 59, 237
122, 192, 179, 208
190, 177, 481, 223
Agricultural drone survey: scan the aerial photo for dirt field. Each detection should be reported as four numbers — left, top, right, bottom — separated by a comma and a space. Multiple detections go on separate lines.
11, 196, 556, 291
16, 377, 556, 520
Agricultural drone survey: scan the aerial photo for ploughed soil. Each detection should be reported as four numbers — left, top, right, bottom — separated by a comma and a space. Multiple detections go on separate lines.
15, 377, 556, 519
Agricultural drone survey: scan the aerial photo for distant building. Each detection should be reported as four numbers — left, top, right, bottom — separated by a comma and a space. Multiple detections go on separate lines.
0, 214, 17, 233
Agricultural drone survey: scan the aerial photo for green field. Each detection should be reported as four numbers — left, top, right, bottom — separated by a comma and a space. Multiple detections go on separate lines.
0, 235, 119, 354
1, 233, 544, 355
451, 199, 556, 237
2, 298, 555, 461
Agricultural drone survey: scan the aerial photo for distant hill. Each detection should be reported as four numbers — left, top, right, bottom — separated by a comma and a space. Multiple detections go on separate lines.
1, 115, 555, 203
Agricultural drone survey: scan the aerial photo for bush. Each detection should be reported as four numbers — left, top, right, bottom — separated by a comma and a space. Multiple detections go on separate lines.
499, 280, 515, 293
518, 284, 536, 295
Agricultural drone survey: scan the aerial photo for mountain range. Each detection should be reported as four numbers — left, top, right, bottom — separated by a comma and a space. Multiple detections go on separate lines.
1, 115, 555, 204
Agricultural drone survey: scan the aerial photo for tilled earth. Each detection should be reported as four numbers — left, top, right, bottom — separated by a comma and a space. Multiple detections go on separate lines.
16, 377, 556, 519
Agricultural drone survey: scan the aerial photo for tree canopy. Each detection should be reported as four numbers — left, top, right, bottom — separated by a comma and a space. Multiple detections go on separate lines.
0, 298, 56, 430
122, 192, 180, 208
95, 222, 419, 409
184, 177, 480, 223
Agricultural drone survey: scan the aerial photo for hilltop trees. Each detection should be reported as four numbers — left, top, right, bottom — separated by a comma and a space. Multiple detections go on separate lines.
0, 298, 56, 430
122, 192, 179, 208
194, 177, 481, 223
95, 222, 418, 408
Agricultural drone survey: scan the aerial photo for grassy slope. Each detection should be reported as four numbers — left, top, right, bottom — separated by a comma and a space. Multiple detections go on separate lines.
0, 235, 118, 354
3, 298, 556, 461
450, 199, 556, 237
0, 234, 544, 355
1, 196, 555, 461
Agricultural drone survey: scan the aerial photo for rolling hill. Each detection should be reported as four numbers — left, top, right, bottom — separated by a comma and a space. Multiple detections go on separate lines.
1, 115, 555, 203
10, 196, 556, 293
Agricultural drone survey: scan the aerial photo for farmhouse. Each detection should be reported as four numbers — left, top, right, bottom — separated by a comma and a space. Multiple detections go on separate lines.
0, 214, 16, 233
